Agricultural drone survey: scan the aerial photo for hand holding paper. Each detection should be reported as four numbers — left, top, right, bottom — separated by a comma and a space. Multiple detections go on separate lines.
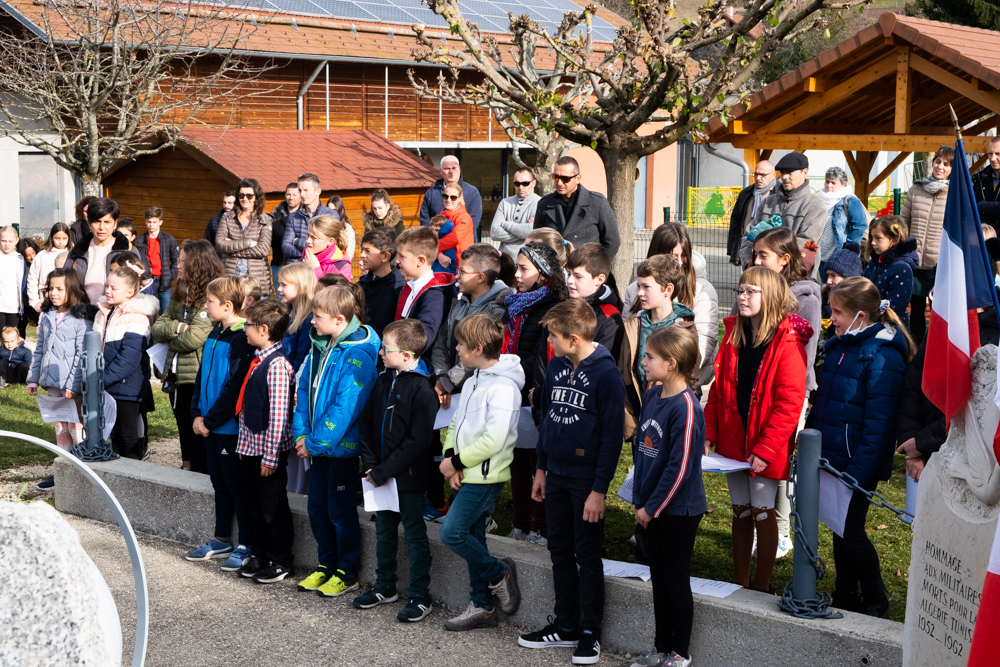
361, 477, 400, 513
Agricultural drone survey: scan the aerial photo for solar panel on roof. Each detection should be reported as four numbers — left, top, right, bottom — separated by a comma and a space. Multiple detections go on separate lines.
309, 0, 379, 20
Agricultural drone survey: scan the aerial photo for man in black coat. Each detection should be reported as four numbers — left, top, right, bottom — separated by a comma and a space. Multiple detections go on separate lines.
204, 190, 236, 258
973, 136, 1000, 230
532, 156, 620, 259
726, 160, 776, 265
268, 182, 299, 285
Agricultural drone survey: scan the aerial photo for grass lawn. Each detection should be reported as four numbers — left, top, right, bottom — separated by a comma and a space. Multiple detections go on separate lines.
0, 383, 179, 470
487, 444, 913, 623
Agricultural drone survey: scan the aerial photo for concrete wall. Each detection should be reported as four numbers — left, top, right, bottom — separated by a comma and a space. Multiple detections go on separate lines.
55, 457, 903, 665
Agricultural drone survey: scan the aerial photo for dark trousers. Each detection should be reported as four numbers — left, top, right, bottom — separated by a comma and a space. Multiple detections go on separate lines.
0, 312, 18, 329
511, 448, 546, 536
910, 295, 927, 344
172, 384, 206, 473
375, 490, 432, 599
307, 455, 361, 576
647, 513, 703, 658
545, 472, 605, 635
427, 430, 445, 508
111, 399, 143, 459
0, 359, 29, 385
205, 433, 251, 545
238, 449, 294, 567
832, 480, 886, 601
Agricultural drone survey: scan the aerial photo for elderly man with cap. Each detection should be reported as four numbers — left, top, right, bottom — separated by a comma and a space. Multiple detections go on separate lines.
739, 152, 827, 271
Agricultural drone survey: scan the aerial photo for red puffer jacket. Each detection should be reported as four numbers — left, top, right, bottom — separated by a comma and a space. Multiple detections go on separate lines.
705, 313, 812, 480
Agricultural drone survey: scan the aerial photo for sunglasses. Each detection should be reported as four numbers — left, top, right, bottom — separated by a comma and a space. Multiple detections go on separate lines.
238, 193, 255, 200
551, 174, 577, 184
513, 180, 534, 187
444, 194, 461, 201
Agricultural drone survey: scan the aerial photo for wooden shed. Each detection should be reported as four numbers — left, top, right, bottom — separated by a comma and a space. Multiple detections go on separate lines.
103, 128, 440, 274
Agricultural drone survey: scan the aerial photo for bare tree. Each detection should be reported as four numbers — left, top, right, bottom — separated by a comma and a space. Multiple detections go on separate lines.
0, 0, 273, 196
409, 0, 870, 281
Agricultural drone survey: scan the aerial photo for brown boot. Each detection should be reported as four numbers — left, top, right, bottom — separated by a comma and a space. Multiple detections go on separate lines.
753, 507, 779, 591
731, 504, 754, 588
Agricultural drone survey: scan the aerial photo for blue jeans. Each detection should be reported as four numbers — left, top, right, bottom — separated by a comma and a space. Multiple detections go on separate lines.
307, 456, 362, 576
150, 278, 171, 314
439, 481, 506, 609
204, 433, 251, 545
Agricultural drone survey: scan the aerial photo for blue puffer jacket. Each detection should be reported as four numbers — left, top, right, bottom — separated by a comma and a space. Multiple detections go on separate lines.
806, 322, 910, 488
293, 316, 380, 458
191, 320, 255, 435
2, 341, 33, 367
27, 304, 97, 393
281, 312, 312, 374
94, 294, 159, 402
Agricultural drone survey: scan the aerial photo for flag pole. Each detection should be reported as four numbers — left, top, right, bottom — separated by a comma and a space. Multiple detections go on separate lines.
949, 104, 962, 141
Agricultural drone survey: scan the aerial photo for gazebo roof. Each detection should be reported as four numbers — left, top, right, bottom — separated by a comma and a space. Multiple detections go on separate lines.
704, 13, 1000, 154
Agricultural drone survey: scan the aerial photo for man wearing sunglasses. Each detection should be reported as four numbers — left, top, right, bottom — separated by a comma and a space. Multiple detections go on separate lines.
532, 156, 621, 259
490, 168, 540, 258
727, 160, 776, 266
419, 155, 483, 238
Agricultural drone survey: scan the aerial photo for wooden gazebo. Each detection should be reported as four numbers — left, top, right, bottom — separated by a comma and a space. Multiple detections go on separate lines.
703, 13, 1000, 205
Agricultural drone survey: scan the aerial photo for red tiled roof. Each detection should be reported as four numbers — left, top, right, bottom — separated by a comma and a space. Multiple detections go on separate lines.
172, 128, 440, 193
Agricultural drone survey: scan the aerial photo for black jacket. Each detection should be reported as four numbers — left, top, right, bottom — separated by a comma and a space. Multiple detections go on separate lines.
205, 210, 226, 258
533, 185, 621, 259
268, 202, 290, 266
589, 284, 624, 360
359, 268, 406, 339
973, 167, 1000, 229
359, 363, 438, 492
69, 218, 88, 245
728, 184, 755, 261
499, 289, 563, 407
135, 231, 180, 292
897, 305, 1000, 458
67, 232, 131, 287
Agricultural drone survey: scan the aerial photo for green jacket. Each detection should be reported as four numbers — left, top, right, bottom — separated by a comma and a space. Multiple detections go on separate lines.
151, 298, 214, 385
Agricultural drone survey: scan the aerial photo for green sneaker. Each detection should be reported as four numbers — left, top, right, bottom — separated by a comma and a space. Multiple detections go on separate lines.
317, 570, 359, 598
297, 566, 332, 592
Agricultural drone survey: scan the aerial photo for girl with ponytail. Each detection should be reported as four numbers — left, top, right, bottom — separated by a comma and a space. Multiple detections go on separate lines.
806, 276, 913, 618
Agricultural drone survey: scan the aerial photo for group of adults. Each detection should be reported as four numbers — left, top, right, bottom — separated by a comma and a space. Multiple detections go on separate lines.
727, 140, 1000, 342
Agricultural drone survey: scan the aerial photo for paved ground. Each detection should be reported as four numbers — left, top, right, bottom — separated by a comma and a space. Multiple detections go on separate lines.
69, 514, 634, 667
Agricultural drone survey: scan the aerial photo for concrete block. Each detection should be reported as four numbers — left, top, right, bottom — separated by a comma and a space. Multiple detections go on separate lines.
55, 457, 903, 664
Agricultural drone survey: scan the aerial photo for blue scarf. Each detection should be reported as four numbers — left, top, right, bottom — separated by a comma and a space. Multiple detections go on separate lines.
503, 284, 550, 354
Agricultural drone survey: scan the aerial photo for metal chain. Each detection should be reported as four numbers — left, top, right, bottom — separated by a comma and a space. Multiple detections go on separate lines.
777, 454, 843, 619
817, 458, 914, 525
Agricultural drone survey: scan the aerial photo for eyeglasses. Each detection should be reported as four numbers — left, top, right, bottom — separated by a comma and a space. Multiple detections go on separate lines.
245, 322, 259, 329
458, 268, 483, 277
513, 180, 534, 187
551, 174, 577, 184
238, 193, 255, 200
444, 194, 461, 201
380, 345, 410, 354
733, 287, 763, 299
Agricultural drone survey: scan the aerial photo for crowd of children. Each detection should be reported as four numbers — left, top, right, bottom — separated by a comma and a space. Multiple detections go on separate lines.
5, 169, 976, 667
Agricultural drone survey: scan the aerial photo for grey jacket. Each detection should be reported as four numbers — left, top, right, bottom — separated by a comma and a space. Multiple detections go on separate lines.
533, 185, 621, 259
740, 181, 827, 270
490, 192, 540, 258
27, 303, 97, 393
430, 280, 511, 393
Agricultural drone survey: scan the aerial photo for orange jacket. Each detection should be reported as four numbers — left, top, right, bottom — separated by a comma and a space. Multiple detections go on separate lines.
443, 205, 475, 258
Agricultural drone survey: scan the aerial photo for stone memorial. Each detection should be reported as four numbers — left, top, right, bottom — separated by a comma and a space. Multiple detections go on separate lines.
0, 500, 122, 667
903, 346, 1000, 666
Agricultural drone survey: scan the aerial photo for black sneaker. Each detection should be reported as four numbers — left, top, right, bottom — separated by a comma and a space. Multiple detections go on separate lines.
518, 617, 578, 648
352, 586, 399, 609
488, 557, 521, 615
36, 476, 55, 491
253, 562, 292, 584
397, 596, 433, 622
572, 630, 600, 665
238, 556, 263, 578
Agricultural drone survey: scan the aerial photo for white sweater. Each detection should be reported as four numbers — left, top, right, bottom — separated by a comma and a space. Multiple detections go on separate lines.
0, 251, 24, 314
26, 248, 63, 309
490, 192, 541, 258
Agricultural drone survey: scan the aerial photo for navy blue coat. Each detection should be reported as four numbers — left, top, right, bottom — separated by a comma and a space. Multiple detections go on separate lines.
862, 238, 918, 327
94, 294, 159, 402
806, 322, 910, 488
281, 312, 313, 373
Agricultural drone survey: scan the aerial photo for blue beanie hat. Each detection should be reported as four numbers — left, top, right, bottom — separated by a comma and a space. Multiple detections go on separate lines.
824, 241, 862, 279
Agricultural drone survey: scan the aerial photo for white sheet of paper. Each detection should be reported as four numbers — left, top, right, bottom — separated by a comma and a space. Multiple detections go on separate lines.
362, 477, 400, 513
602, 558, 651, 582
102, 391, 117, 442
818, 470, 852, 537
148, 342, 169, 374
701, 453, 752, 474
617, 467, 635, 504
433, 401, 458, 430
690, 577, 742, 599
35, 394, 81, 423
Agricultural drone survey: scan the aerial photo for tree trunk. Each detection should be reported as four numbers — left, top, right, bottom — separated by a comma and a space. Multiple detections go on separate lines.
599, 143, 640, 290
81, 174, 101, 197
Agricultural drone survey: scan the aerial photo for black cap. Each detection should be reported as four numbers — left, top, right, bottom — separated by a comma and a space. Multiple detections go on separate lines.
775, 152, 809, 172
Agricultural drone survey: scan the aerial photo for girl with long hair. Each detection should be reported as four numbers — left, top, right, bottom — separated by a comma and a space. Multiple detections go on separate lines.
277, 262, 317, 372
861, 216, 917, 327
363, 189, 405, 236
152, 239, 224, 472
28, 223, 74, 312
304, 214, 352, 280
325, 194, 356, 261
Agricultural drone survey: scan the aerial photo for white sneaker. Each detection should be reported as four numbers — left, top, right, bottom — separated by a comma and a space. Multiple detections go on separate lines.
485, 515, 498, 534
526, 531, 548, 546
507, 528, 527, 541
776, 534, 793, 559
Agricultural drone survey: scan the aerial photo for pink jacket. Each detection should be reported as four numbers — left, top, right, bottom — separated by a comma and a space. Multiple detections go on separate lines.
305, 243, 352, 280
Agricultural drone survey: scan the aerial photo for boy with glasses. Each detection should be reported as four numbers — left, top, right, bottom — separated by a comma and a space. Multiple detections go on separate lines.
491, 168, 540, 258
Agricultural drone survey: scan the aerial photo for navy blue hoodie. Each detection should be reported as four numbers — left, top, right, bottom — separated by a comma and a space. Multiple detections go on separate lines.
360, 268, 405, 339
633, 387, 707, 518
537, 345, 625, 494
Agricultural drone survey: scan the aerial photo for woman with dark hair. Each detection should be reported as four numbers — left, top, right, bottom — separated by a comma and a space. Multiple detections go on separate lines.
66, 197, 130, 305
325, 194, 356, 261
15, 238, 39, 337
216, 178, 273, 297
362, 189, 406, 236
152, 239, 224, 473
69, 195, 97, 244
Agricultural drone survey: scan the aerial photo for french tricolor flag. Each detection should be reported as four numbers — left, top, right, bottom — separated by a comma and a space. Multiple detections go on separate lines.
937, 139, 1000, 666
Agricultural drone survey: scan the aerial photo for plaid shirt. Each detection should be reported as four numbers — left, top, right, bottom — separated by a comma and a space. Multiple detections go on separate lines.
237, 342, 295, 468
